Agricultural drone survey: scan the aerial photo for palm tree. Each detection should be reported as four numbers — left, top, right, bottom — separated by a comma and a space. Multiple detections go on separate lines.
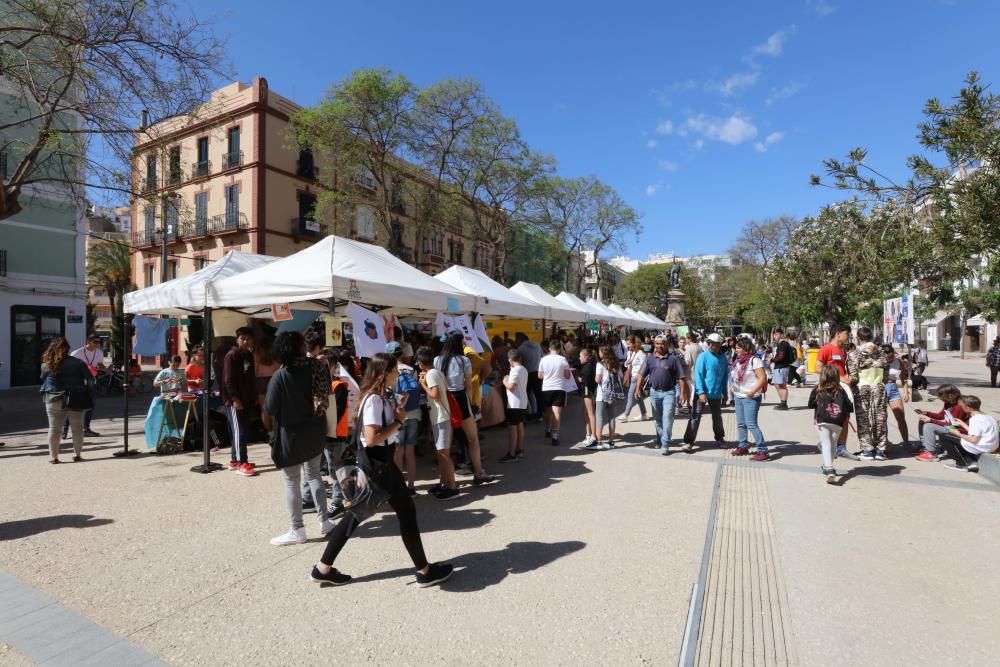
87, 240, 134, 363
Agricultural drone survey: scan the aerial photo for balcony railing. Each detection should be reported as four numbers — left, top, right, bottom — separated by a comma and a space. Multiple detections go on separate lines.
131, 226, 180, 247
141, 176, 157, 192
222, 150, 243, 170
191, 160, 211, 179
208, 211, 249, 234
290, 218, 328, 238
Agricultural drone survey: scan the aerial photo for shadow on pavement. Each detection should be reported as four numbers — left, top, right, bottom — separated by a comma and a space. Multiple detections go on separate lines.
355, 507, 495, 538
0, 514, 114, 540
0, 442, 128, 460
767, 441, 821, 459
469, 457, 592, 498
440, 540, 587, 592
835, 464, 906, 485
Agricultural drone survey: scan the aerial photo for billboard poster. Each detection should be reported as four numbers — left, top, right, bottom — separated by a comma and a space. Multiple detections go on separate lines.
884, 294, 915, 345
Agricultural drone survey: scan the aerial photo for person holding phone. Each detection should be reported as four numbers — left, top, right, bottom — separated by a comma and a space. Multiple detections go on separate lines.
938, 395, 998, 472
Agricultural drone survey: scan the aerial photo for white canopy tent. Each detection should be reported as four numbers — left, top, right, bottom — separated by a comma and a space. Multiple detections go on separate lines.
555, 292, 601, 321
623, 307, 655, 328
433, 266, 545, 319
586, 298, 625, 326
210, 236, 477, 313
123, 251, 278, 316
607, 303, 645, 328
641, 311, 667, 327
509, 282, 588, 323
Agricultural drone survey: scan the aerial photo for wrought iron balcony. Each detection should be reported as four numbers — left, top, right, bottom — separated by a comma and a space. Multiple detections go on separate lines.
290, 218, 327, 238
208, 211, 249, 234
222, 150, 243, 170
191, 160, 211, 179
132, 228, 157, 247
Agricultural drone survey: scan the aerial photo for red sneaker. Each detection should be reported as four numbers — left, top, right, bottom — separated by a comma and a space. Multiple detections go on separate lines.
236, 462, 258, 477
750, 451, 770, 462
228, 460, 239, 471
914, 450, 939, 462
731, 447, 750, 456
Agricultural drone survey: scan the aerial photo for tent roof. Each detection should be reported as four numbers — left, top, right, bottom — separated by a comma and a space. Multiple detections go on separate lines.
641, 311, 666, 326
586, 298, 624, 325
124, 251, 278, 315
509, 282, 587, 323
433, 266, 543, 319
623, 307, 655, 328
607, 303, 645, 328
555, 292, 601, 321
210, 236, 477, 313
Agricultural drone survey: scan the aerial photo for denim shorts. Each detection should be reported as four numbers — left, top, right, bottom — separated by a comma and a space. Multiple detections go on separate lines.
398, 418, 419, 447
885, 382, 902, 403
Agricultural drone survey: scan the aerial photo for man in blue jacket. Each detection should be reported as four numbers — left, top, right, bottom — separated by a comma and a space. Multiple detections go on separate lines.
685, 332, 728, 450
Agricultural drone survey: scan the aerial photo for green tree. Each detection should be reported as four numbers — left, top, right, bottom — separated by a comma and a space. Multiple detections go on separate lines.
615, 264, 671, 317
86, 240, 134, 363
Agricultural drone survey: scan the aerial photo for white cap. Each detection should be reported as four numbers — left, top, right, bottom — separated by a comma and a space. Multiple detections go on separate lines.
706, 333, 723, 344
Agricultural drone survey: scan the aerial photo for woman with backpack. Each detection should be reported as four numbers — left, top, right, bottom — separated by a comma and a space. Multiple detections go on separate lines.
311, 352, 454, 588
808, 365, 853, 484
593, 345, 626, 449
40, 337, 94, 463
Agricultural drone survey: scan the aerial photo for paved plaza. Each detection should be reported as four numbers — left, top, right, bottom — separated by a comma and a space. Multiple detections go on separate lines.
2, 351, 999, 666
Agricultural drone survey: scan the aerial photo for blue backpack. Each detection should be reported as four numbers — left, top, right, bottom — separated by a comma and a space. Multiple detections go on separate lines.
396, 369, 422, 412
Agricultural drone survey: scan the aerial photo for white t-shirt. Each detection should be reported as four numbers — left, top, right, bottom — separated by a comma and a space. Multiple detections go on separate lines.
731, 357, 765, 397
506, 365, 529, 410
538, 353, 570, 391
359, 394, 394, 447
424, 368, 449, 425
594, 362, 618, 402
627, 350, 647, 377
72, 346, 104, 373
434, 355, 471, 392
886, 359, 902, 384
966, 413, 999, 454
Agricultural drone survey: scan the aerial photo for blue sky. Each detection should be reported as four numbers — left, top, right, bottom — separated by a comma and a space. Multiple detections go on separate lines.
195, 0, 999, 259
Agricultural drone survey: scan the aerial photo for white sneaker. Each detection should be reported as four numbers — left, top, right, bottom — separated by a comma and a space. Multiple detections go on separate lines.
618, 416, 629, 423
270, 528, 306, 546
319, 519, 336, 536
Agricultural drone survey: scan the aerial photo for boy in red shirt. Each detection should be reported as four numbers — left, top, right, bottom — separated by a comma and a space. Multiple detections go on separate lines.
814, 324, 860, 461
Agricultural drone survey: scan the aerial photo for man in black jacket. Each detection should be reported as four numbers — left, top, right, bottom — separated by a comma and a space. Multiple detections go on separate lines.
223, 327, 258, 477
771, 329, 794, 410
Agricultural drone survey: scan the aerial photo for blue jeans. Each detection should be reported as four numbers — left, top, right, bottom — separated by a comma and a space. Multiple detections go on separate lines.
734, 395, 766, 452
622, 377, 647, 419
649, 388, 676, 448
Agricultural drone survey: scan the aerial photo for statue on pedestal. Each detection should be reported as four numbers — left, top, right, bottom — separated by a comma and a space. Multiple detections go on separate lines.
669, 262, 681, 290
665, 260, 685, 326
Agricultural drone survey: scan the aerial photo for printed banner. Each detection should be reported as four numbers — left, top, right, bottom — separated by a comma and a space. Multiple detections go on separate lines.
883, 295, 916, 345
346, 302, 386, 358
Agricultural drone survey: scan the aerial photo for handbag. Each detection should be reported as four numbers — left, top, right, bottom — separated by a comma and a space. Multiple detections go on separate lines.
334, 395, 392, 522
446, 391, 463, 429
62, 388, 93, 410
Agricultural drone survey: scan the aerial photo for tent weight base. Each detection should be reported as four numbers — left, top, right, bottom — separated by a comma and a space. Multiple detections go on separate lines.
112, 449, 139, 458
191, 462, 224, 474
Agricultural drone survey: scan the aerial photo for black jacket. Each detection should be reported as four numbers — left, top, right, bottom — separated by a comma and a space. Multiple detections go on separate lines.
39, 356, 92, 397
264, 364, 326, 468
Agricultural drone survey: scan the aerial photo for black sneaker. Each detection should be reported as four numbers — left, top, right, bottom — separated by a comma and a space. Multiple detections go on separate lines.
435, 488, 460, 501
514, 449, 524, 459
472, 473, 496, 485
84, 429, 100, 437
775, 403, 788, 411
327, 504, 345, 518
310, 565, 351, 586
551, 438, 560, 447
61, 430, 69, 440
427, 483, 447, 495
498, 454, 518, 463
416, 562, 454, 588
544, 429, 551, 439
302, 499, 317, 514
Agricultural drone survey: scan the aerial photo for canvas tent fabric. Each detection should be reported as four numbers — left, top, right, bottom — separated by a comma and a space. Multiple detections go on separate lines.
209, 236, 477, 313
640, 311, 666, 326
124, 251, 278, 315
623, 307, 654, 328
433, 266, 544, 319
607, 304, 645, 328
509, 282, 587, 323
586, 299, 625, 326
555, 292, 601, 321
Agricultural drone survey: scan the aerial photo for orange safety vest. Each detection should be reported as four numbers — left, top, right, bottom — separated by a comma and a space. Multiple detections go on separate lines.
329, 377, 349, 439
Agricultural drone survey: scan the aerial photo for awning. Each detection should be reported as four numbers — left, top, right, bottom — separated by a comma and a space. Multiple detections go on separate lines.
509, 282, 588, 323
968, 313, 988, 326
921, 310, 954, 327
433, 266, 544, 319
555, 292, 602, 321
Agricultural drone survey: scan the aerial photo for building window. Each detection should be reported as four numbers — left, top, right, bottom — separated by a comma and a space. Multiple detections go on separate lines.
297, 193, 318, 234
391, 222, 403, 248
145, 263, 155, 286
194, 137, 209, 177
224, 127, 241, 169
224, 184, 239, 228
195, 256, 208, 270
296, 147, 316, 179
194, 192, 208, 232
168, 146, 181, 185
168, 260, 178, 280
145, 153, 157, 190
355, 206, 376, 239
355, 168, 376, 190
165, 199, 179, 238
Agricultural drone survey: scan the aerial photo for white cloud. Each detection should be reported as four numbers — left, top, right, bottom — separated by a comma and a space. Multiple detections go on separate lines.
656, 120, 674, 135
753, 131, 786, 153
647, 139, 658, 149
645, 183, 661, 197
712, 71, 760, 96
685, 114, 758, 145
657, 159, 678, 172
766, 82, 805, 106
807, 0, 837, 16
753, 26, 796, 56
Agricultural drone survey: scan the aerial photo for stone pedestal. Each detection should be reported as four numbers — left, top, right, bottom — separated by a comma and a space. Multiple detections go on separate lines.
665, 289, 685, 327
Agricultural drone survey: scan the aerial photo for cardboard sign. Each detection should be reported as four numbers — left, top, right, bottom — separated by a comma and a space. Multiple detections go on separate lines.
271, 303, 293, 322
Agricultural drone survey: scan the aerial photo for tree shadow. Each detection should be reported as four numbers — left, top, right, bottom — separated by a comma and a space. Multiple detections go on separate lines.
439, 540, 587, 592
0, 514, 114, 540
834, 464, 906, 485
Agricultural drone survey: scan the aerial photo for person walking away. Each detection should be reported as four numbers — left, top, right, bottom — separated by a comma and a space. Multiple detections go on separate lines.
416, 347, 458, 500
312, 352, 454, 587
64, 334, 104, 438
319, 357, 351, 515
265, 331, 336, 545
730, 337, 769, 461
223, 327, 258, 477
986, 338, 1000, 388
578, 348, 598, 448
687, 333, 728, 448
914, 384, 968, 462
771, 329, 794, 410
815, 324, 860, 461
681, 333, 702, 411
501, 347, 528, 462
787, 332, 805, 387
808, 365, 853, 483
538, 339, 572, 446
388, 342, 421, 494
515, 333, 543, 420
620, 336, 648, 423
848, 327, 889, 461
882, 345, 911, 447
938, 395, 999, 472
912, 341, 929, 391
40, 337, 93, 463
435, 331, 494, 485
153, 355, 186, 394
593, 346, 625, 449
635, 334, 688, 456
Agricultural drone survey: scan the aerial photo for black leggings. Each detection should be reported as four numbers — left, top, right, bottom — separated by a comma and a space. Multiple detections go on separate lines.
938, 433, 981, 469
320, 445, 428, 570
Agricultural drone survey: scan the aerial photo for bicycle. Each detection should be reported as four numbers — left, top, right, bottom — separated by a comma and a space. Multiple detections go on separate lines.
95, 365, 152, 395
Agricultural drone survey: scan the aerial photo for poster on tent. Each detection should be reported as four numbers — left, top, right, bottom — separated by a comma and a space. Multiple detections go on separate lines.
346, 303, 387, 358
321, 315, 344, 347
435, 313, 483, 353
883, 294, 915, 345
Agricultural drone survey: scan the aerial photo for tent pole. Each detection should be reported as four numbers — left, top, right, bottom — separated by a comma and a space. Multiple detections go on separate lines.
113, 313, 138, 457
192, 306, 223, 473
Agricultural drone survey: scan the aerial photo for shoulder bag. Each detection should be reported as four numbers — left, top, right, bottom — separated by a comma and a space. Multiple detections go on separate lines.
334, 395, 392, 522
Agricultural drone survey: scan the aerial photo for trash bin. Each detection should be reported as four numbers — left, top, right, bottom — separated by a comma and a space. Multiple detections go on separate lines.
806, 347, 819, 374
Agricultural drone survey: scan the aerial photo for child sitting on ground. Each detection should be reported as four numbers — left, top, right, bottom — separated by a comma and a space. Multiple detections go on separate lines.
808, 366, 853, 484
914, 384, 969, 462
939, 395, 999, 473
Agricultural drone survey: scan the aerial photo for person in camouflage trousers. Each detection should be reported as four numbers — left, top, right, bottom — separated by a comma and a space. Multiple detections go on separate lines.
848, 326, 889, 460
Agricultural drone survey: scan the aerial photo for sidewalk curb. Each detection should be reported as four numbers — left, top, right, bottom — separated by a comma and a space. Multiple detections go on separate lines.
978, 454, 1000, 488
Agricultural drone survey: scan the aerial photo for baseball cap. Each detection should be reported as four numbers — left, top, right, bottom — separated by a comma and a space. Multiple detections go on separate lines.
385, 341, 403, 357
706, 333, 723, 344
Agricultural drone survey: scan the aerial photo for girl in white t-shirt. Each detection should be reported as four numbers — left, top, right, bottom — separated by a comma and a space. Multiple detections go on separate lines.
942, 395, 999, 473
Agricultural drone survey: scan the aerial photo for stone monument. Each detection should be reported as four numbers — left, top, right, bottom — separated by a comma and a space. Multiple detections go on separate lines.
665, 261, 685, 326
